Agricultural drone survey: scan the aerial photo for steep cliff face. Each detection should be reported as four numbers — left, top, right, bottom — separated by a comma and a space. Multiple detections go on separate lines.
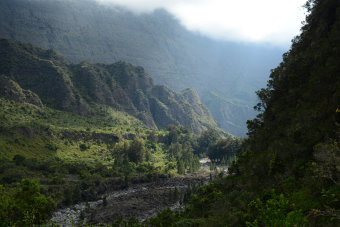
0, 38, 218, 133
0, 0, 283, 136
148, 86, 217, 132
201, 91, 253, 136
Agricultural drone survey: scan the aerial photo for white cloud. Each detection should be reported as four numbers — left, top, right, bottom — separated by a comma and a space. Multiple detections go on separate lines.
96, 0, 307, 47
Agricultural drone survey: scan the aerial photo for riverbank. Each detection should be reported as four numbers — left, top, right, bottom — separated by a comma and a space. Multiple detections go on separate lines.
50, 160, 227, 225
51, 173, 208, 225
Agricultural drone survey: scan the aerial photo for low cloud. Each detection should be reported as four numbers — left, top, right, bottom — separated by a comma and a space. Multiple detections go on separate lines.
96, 0, 307, 47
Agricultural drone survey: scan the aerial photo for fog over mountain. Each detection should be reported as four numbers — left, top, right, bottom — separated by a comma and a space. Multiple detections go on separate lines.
96, 0, 306, 46
0, 0, 285, 136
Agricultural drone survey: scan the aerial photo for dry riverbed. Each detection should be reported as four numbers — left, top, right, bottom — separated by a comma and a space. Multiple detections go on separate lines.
50, 162, 227, 226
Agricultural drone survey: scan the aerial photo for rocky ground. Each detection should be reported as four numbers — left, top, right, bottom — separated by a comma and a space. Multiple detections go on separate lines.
50, 161, 226, 226
88, 175, 207, 224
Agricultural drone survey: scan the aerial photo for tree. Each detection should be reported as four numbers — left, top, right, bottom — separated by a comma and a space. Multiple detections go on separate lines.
6, 179, 56, 225
128, 138, 145, 163
207, 138, 241, 162
197, 128, 221, 156
168, 142, 182, 158
177, 159, 185, 175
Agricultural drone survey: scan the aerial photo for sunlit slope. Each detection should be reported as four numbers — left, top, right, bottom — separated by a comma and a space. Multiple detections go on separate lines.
0, 38, 218, 134
0, 0, 283, 136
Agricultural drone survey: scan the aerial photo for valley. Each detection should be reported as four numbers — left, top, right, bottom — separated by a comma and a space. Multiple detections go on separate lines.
1, 0, 339, 226
0, 38, 239, 226
0, 0, 284, 136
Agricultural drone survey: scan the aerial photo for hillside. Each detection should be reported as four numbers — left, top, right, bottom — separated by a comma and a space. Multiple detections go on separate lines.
0, 38, 218, 134
145, 0, 340, 226
0, 65, 240, 225
0, 0, 283, 136
0, 90, 204, 224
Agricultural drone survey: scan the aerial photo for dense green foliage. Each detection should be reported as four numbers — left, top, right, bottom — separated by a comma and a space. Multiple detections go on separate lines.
196, 128, 242, 164
0, 179, 55, 225
0, 0, 283, 136
144, 0, 340, 225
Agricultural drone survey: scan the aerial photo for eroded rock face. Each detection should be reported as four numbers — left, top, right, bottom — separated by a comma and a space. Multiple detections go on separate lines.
0, 38, 218, 133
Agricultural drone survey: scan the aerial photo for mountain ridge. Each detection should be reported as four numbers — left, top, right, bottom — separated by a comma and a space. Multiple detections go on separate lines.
0, 38, 218, 134
0, 0, 283, 136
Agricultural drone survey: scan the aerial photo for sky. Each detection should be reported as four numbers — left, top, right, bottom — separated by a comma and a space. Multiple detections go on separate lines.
96, 0, 307, 47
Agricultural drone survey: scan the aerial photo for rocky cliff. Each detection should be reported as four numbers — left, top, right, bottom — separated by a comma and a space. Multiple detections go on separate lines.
0, 38, 217, 133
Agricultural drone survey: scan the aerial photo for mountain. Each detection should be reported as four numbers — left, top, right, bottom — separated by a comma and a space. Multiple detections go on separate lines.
0, 39, 240, 225
147, 0, 340, 225
201, 91, 253, 137
0, 0, 283, 136
0, 62, 214, 225
0, 38, 218, 133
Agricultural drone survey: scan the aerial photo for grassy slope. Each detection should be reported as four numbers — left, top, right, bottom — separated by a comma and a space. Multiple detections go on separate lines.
0, 97, 179, 170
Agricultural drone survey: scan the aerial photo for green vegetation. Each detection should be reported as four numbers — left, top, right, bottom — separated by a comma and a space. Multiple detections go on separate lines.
0, 39, 218, 134
196, 128, 242, 165
0, 179, 55, 226
0, 90, 237, 224
0, 34, 244, 224
141, 0, 340, 226
0, 94, 207, 172
5, 0, 339, 225
0, 96, 175, 222
0, 0, 283, 136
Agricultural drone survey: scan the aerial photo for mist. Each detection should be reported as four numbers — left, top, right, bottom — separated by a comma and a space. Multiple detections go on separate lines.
96, 0, 307, 47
